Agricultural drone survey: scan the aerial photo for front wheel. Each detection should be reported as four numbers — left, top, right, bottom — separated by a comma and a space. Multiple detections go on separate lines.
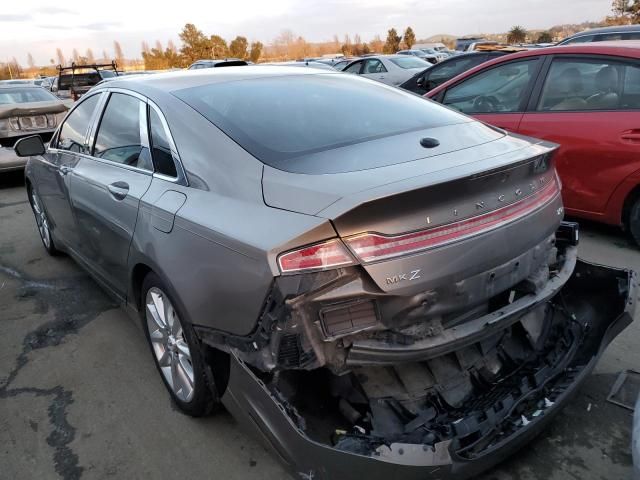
141, 272, 217, 416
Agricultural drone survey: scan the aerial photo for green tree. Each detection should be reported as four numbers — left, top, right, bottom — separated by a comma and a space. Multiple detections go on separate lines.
179, 23, 211, 63
403, 27, 416, 49
229, 36, 249, 59
536, 31, 553, 43
507, 25, 527, 44
210, 35, 229, 59
249, 41, 263, 63
383, 28, 402, 54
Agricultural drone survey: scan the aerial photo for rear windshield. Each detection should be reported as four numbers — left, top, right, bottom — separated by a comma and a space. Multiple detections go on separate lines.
0, 87, 58, 104
390, 57, 430, 69
174, 73, 465, 170
59, 72, 103, 89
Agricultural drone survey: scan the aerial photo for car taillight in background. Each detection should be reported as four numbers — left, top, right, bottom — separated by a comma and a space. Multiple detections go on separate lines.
277, 239, 355, 274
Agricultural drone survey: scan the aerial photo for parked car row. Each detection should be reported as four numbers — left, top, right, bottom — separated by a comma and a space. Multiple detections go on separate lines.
11, 63, 635, 480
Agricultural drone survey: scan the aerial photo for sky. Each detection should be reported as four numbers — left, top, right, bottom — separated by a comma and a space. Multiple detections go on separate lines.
1, 0, 612, 65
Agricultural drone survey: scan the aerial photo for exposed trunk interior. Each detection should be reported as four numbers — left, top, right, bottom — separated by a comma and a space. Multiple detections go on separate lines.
253, 258, 631, 459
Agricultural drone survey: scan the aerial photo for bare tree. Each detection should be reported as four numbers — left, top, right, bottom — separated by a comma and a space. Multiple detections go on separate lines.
72, 48, 80, 64
56, 48, 65, 67
141, 41, 151, 55
27, 53, 36, 70
114, 41, 125, 66
102, 50, 109, 61
86, 48, 95, 63
155, 40, 163, 52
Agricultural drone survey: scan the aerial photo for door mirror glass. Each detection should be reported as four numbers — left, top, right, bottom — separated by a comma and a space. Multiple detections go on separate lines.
14, 135, 45, 157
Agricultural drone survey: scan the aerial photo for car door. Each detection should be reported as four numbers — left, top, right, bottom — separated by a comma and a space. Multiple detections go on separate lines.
438, 57, 543, 132
361, 59, 389, 84
35, 93, 102, 251
518, 55, 640, 219
69, 90, 153, 295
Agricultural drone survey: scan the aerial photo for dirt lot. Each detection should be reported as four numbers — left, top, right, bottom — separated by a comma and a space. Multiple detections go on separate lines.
1, 170, 638, 480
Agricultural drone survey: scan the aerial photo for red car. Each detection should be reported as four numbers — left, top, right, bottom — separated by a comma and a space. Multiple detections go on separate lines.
426, 42, 640, 243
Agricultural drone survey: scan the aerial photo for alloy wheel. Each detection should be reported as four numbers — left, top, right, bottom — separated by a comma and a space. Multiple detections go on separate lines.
30, 189, 51, 249
145, 287, 195, 402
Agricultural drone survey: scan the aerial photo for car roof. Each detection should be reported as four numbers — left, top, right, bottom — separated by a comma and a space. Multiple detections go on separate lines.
565, 24, 640, 36
93, 65, 341, 94
0, 83, 41, 89
427, 41, 640, 96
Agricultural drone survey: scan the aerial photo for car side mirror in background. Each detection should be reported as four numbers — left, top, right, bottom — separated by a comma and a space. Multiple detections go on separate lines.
416, 75, 425, 87
14, 135, 46, 157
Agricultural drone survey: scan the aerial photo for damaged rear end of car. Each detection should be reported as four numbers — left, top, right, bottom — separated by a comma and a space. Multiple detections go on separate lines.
197, 150, 635, 479
175, 71, 636, 479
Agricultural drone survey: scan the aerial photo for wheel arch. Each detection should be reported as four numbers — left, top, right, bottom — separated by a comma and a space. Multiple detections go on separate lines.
622, 184, 640, 231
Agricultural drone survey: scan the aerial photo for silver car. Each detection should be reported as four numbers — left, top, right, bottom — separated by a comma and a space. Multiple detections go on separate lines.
0, 84, 68, 172
14, 67, 635, 480
342, 54, 432, 86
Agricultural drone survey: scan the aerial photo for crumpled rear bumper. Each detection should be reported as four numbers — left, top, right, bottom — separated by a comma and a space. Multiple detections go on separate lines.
220, 258, 636, 480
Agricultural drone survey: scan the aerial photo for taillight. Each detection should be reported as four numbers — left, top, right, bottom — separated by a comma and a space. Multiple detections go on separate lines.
346, 177, 560, 263
278, 239, 355, 274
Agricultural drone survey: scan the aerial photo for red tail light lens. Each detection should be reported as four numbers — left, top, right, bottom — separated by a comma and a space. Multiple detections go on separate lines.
278, 239, 355, 274
346, 177, 560, 263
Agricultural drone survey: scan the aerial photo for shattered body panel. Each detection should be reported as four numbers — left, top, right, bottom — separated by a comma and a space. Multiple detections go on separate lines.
218, 254, 635, 480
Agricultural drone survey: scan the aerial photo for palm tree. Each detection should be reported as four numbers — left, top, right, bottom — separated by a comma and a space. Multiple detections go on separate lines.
508, 26, 528, 44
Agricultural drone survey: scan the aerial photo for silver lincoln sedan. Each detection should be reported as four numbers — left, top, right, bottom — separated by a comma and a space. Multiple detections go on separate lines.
14, 67, 635, 480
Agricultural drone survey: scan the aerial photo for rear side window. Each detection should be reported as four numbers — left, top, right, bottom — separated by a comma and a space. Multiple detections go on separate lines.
537, 58, 640, 111
149, 108, 177, 177
93, 93, 151, 170
174, 73, 466, 171
57, 94, 100, 153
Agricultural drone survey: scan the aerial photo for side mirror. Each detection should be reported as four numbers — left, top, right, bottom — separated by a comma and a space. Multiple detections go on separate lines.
14, 135, 46, 157
416, 75, 425, 87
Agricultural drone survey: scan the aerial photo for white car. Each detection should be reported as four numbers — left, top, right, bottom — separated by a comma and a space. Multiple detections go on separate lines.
342, 55, 432, 86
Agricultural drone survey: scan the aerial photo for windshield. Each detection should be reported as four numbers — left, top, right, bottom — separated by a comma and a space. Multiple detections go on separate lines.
0, 87, 58, 104
390, 57, 430, 69
174, 73, 466, 171
100, 70, 117, 78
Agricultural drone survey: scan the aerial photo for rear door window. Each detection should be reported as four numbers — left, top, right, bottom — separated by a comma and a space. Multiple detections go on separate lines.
57, 94, 100, 153
537, 58, 639, 111
92, 93, 151, 170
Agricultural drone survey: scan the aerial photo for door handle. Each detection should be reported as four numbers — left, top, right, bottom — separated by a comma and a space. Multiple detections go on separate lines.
107, 182, 130, 201
621, 131, 640, 143
58, 165, 72, 176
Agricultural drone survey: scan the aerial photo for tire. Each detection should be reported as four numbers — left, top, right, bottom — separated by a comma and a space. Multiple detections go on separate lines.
141, 272, 217, 416
629, 196, 640, 247
28, 185, 60, 256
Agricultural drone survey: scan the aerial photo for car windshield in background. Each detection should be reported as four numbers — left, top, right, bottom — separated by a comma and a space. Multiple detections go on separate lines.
0, 87, 58, 104
175, 73, 465, 171
390, 56, 431, 69
100, 70, 117, 78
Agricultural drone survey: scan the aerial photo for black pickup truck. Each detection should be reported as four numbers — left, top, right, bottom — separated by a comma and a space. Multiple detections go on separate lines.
51, 62, 119, 101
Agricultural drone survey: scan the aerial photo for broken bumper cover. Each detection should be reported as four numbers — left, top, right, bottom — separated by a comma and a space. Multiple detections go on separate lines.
220, 257, 636, 480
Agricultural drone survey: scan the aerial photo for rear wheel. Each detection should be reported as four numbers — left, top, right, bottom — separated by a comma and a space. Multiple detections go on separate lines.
141, 272, 217, 416
28, 186, 59, 255
629, 196, 640, 247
